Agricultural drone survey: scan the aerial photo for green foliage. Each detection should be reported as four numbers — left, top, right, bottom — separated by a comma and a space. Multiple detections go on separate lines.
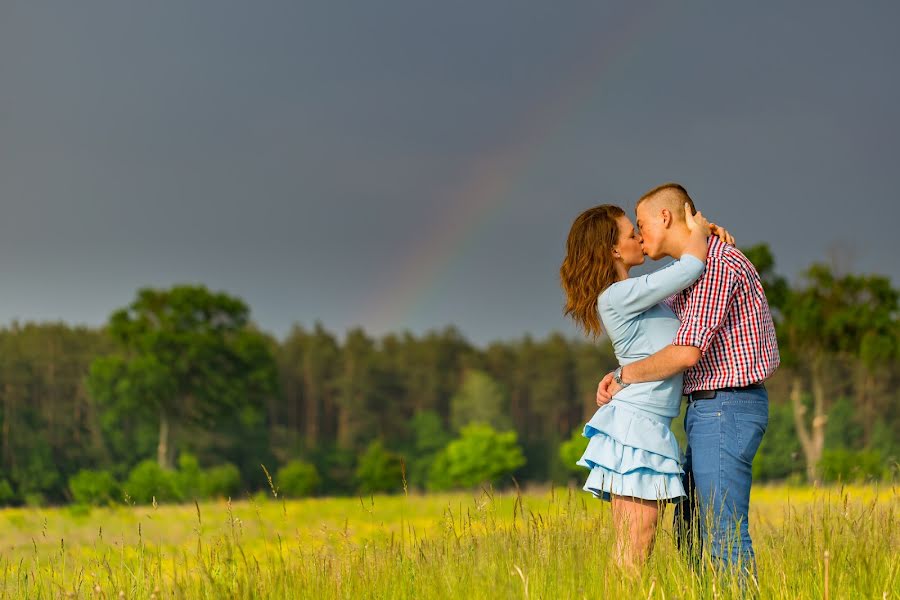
742, 243, 790, 311
427, 424, 526, 491
753, 401, 804, 481
404, 411, 452, 489
355, 440, 403, 494
10, 442, 60, 500
174, 453, 243, 500
174, 453, 204, 499
819, 449, 885, 482
87, 285, 278, 470
824, 397, 864, 450
450, 369, 510, 433
68, 470, 119, 506
123, 460, 181, 504
0, 478, 14, 505
309, 444, 356, 495
335, 329, 382, 451
23, 493, 46, 507
276, 460, 321, 497
0, 254, 897, 503
201, 464, 242, 498
870, 420, 900, 463
558, 427, 589, 477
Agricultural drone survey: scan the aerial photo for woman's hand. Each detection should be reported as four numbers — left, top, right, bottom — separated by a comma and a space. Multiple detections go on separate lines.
709, 223, 735, 245
684, 203, 711, 237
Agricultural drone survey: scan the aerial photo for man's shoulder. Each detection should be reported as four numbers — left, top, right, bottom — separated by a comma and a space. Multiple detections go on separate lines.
707, 238, 753, 275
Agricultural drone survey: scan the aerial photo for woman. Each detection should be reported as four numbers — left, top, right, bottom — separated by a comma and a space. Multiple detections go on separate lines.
559, 202, 716, 571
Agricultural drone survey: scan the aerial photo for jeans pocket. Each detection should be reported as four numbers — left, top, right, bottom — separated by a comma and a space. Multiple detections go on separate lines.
690, 399, 722, 419
734, 411, 768, 464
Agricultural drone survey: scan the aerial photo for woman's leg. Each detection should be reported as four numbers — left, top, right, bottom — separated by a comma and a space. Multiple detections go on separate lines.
610, 494, 661, 572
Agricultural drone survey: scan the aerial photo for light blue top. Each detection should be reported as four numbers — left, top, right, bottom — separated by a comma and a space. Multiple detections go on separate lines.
597, 255, 706, 418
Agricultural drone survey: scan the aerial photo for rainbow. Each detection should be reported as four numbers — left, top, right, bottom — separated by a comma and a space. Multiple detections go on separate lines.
364, 6, 663, 336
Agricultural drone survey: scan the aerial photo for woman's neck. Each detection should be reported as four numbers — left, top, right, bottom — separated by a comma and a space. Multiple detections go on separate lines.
614, 261, 630, 281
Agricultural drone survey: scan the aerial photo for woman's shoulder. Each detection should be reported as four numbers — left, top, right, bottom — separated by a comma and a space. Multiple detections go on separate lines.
598, 280, 626, 305
597, 280, 635, 318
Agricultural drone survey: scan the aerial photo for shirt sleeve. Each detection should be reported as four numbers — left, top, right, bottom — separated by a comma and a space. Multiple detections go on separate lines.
604, 255, 705, 319
672, 257, 739, 352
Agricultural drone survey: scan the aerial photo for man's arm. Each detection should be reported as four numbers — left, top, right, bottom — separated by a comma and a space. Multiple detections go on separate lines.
596, 345, 700, 404
623, 344, 701, 382
596, 250, 740, 406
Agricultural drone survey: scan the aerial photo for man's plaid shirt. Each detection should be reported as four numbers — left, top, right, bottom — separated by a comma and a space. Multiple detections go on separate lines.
666, 235, 780, 394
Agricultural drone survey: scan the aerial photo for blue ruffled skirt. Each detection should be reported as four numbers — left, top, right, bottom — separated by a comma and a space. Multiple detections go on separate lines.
577, 401, 685, 503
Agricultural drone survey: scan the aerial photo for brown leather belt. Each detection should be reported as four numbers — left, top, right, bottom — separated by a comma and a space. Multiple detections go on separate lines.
688, 382, 765, 402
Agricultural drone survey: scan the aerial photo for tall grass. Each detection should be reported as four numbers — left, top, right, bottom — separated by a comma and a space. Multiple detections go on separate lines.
0, 484, 896, 598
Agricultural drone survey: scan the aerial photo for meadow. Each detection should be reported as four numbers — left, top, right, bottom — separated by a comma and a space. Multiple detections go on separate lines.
0, 483, 896, 599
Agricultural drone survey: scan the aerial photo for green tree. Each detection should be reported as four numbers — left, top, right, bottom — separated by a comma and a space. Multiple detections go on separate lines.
403, 410, 452, 489
848, 277, 898, 445
302, 323, 341, 450
68, 470, 119, 506
335, 329, 383, 451
449, 369, 510, 433
276, 460, 321, 497
355, 440, 403, 494
558, 427, 589, 478
752, 401, 803, 481
778, 266, 898, 481
87, 286, 277, 470
427, 423, 525, 491
123, 460, 180, 504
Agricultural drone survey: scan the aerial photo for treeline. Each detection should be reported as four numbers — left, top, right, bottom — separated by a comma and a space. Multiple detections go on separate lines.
0, 245, 897, 506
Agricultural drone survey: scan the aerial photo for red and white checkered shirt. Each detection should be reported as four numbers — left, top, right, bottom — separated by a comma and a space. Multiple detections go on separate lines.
666, 236, 780, 394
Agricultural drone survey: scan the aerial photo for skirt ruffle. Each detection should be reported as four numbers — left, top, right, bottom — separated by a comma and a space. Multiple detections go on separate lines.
577, 402, 685, 503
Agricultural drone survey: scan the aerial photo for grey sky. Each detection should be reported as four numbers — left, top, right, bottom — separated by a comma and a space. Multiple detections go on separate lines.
1, 1, 898, 345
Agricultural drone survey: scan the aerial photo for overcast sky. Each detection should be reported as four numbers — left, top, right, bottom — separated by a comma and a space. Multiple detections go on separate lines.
1, 1, 898, 345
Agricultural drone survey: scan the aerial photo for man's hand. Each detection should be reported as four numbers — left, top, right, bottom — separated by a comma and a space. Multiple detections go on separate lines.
596, 372, 622, 406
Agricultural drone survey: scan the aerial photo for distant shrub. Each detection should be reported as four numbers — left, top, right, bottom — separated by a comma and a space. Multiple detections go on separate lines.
69, 470, 119, 506
820, 449, 885, 482
558, 427, 589, 478
24, 493, 46, 507
427, 423, 526, 491
67, 503, 92, 517
250, 489, 271, 503
405, 411, 452, 490
0, 478, 15, 506
276, 460, 320, 497
123, 460, 181, 504
171, 453, 243, 500
752, 401, 804, 481
10, 444, 60, 500
201, 463, 242, 498
174, 453, 203, 499
355, 440, 403, 494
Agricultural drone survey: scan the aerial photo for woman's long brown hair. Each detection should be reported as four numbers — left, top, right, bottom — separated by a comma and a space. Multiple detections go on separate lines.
560, 204, 624, 338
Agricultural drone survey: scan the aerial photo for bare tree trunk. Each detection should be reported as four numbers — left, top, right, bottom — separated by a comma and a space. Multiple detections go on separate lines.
791, 375, 818, 481
158, 405, 173, 470
792, 355, 830, 484
810, 361, 828, 477
791, 373, 827, 483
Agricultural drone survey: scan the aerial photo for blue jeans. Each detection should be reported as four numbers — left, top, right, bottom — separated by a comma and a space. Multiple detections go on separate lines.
674, 387, 768, 578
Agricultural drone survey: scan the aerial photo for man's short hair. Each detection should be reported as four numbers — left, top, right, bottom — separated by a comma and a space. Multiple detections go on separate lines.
637, 183, 697, 218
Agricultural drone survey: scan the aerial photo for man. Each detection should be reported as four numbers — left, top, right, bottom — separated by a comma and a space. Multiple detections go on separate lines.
596, 183, 779, 578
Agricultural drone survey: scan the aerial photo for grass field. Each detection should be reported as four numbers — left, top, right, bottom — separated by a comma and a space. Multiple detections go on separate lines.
0, 484, 897, 598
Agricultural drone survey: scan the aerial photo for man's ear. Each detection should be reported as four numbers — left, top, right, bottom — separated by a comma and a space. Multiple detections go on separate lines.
660, 208, 672, 228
